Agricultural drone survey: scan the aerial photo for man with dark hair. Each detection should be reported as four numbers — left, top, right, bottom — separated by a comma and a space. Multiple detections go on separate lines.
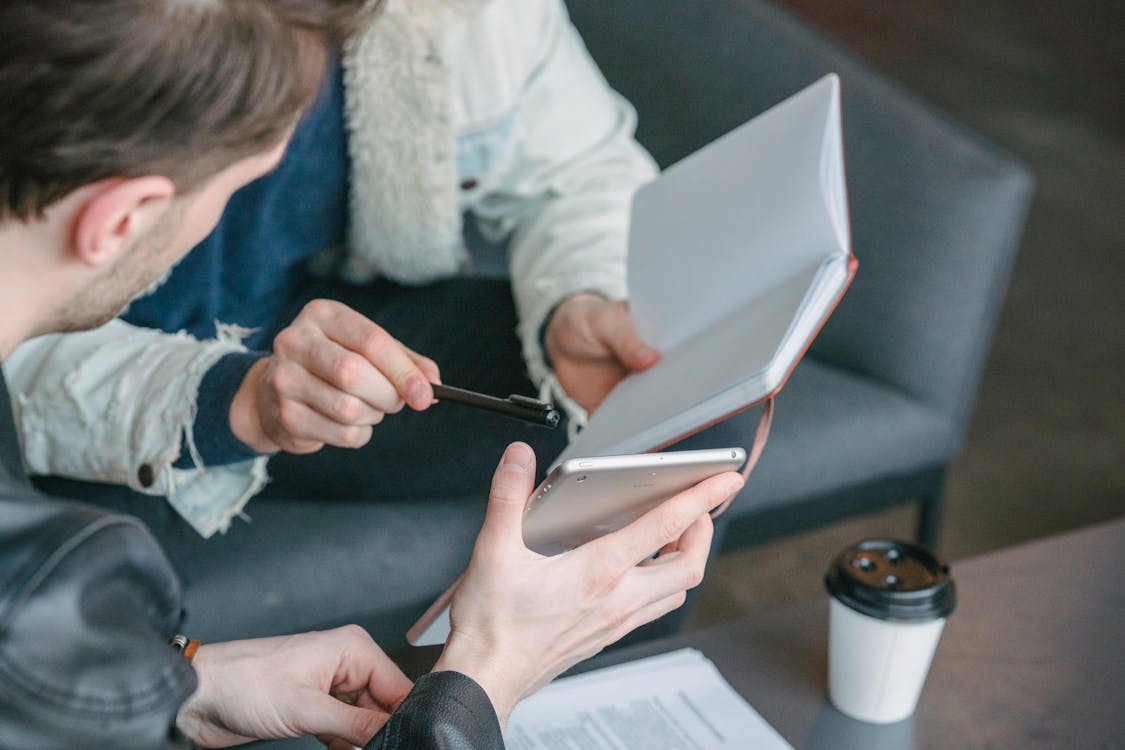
3, 0, 700, 540
0, 1, 741, 746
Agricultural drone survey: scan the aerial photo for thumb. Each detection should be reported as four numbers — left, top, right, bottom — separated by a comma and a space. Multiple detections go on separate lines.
478, 442, 536, 549
595, 304, 659, 372
303, 692, 389, 747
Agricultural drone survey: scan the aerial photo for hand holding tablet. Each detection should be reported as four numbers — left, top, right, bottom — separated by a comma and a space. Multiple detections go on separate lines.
408, 446, 746, 646
428, 442, 745, 728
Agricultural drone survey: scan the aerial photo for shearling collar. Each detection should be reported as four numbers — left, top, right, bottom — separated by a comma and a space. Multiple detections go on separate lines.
341, 0, 496, 285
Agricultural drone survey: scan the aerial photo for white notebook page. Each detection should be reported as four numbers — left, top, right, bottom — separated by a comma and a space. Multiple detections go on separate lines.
628, 74, 848, 353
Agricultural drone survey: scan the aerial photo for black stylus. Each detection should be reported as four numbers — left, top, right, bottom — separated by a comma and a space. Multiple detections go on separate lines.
431, 384, 561, 429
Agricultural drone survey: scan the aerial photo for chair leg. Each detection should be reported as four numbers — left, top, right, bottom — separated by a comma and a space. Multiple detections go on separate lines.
916, 470, 946, 550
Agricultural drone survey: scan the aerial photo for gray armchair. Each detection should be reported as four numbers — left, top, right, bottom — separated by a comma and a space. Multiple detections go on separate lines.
565, 0, 1034, 552
123, 0, 1031, 648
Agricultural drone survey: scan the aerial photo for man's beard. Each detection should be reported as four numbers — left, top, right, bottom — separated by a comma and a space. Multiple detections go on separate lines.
53, 202, 186, 333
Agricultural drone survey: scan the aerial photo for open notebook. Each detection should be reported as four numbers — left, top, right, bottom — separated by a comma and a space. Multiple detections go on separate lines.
409, 74, 854, 647
553, 72, 855, 466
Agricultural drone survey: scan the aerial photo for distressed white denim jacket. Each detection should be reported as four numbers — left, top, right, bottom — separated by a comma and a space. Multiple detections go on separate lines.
2, 0, 657, 537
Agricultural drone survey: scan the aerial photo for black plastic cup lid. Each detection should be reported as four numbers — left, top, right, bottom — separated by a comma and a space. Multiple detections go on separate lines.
824, 539, 956, 622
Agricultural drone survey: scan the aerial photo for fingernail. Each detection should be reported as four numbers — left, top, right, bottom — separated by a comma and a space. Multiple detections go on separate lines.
406, 376, 429, 405
725, 477, 745, 495
502, 443, 533, 474
634, 346, 658, 362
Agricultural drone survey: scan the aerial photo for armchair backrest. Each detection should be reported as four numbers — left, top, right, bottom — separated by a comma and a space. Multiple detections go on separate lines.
566, 0, 1034, 439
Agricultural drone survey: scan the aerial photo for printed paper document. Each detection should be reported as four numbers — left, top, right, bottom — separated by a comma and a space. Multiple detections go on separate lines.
506, 648, 794, 750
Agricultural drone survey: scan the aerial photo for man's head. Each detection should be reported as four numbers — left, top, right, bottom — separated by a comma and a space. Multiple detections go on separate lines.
0, 0, 370, 347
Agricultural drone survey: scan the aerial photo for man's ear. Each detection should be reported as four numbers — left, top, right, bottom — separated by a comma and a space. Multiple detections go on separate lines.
71, 177, 176, 268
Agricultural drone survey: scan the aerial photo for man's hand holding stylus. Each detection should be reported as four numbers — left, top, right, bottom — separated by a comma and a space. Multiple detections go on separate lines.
433, 441, 744, 728
229, 299, 441, 454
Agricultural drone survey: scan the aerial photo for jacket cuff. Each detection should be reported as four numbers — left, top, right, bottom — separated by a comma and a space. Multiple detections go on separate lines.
518, 272, 627, 433
165, 457, 270, 539
366, 671, 503, 749
174, 351, 270, 469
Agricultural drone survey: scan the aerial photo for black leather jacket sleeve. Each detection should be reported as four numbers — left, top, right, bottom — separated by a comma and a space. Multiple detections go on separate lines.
0, 490, 507, 749
0, 494, 197, 749
366, 671, 505, 749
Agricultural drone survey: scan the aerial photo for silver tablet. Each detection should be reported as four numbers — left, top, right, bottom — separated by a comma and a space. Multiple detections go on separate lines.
522, 447, 747, 555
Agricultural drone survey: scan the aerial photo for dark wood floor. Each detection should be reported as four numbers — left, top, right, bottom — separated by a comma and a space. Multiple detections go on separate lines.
692, 0, 1125, 627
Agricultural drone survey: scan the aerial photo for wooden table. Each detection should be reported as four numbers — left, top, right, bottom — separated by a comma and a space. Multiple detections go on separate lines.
581, 517, 1125, 749
269, 518, 1124, 749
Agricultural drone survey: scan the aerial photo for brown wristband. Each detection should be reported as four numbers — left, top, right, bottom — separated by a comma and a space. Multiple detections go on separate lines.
169, 634, 202, 662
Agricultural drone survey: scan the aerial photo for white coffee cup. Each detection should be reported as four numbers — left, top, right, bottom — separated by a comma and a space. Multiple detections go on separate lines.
824, 540, 956, 724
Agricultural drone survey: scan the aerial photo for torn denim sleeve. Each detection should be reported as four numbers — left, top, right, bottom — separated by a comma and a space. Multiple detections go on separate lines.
1, 319, 270, 538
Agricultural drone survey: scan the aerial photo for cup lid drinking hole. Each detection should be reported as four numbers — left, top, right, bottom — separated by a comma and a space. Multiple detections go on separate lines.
824, 539, 957, 622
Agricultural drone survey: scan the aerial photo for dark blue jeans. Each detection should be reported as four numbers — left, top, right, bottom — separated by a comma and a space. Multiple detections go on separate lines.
258, 276, 572, 502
